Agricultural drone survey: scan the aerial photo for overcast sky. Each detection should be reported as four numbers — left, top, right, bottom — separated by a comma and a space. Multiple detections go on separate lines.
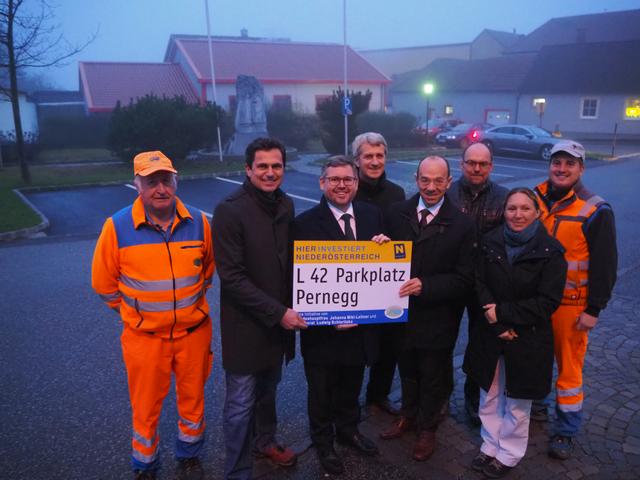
31, 0, 640, 90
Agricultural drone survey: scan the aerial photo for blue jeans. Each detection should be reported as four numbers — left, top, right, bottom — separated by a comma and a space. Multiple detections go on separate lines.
223, 365, 281, 480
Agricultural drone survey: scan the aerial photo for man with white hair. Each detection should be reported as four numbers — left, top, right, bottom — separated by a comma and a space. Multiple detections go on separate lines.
352, 132, 406, 415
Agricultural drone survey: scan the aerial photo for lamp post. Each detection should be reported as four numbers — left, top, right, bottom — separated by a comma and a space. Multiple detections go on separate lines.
423, 82, 434, 144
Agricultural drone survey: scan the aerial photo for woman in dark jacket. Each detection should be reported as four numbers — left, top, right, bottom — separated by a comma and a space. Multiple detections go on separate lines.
463, 187, 567, 478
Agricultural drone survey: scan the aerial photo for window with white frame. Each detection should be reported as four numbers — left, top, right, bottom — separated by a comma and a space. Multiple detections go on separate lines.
444, 105, 454, 115
581, 98, 599, 119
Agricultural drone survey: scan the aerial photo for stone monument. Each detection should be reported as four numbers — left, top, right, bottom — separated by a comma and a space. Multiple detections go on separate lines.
225, 75, 268, 155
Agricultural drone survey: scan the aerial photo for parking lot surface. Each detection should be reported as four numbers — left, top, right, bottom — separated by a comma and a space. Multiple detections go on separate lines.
2, 153, 638, 479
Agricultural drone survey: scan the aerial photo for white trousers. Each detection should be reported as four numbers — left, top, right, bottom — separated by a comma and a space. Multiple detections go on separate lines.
479, 356, 532, 467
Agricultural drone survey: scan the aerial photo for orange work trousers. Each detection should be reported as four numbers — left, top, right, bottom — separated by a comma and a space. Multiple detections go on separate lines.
121, 319, 213, 467
551, 304, 588, 414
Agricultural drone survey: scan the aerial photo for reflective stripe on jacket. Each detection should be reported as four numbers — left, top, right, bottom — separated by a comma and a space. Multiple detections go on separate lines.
92, 196, 214, 338
534, 181, 603, 307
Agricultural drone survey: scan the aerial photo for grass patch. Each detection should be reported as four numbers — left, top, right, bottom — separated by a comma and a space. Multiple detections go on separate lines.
35, 148, 115, 164
0, 157, 247, 234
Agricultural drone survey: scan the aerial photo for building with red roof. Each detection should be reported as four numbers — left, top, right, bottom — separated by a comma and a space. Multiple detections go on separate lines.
165, 35, 390, 112
78, 34, 390, 114
79, 62, 199, 113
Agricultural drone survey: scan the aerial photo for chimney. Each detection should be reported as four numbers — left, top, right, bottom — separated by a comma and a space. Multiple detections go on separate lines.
240, 28, 248, 38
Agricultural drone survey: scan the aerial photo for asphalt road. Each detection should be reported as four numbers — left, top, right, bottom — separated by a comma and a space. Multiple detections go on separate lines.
1, 154, 638, 479
21, 153, 596, 240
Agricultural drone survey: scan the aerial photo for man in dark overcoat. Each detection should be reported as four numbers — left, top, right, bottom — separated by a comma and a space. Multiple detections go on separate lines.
448, 142, 508, 425
352, 132, 406, 416
293, 156, 386, 475
212, 137, 307, 480
380, 155, 475, 462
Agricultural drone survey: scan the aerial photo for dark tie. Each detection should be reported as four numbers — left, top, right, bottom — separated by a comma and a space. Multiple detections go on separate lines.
419, 209, 432, 227
341, 213, 355, 240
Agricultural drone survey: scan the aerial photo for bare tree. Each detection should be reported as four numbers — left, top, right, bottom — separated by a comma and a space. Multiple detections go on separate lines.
0, 0, 95, 183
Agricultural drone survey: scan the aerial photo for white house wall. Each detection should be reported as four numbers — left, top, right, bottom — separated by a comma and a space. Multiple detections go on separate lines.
205, 82, 385, 113
0, 94, 38, 139
516, 94, 640, 139
392, 91, 518, 125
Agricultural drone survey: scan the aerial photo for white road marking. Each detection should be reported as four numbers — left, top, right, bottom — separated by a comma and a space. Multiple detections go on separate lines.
214, 177, 319, 203
123, 183, 212, 218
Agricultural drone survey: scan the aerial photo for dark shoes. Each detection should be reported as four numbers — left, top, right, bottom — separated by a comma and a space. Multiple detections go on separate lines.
133, 470, 156, 480
471, 452, 494, 472
412, 430, 436, 461
380, 416, 415, 440
317, 446, 344, 475
255, 444, 297, 467
176, 457, 204, 480
548, 435, 574, 460
336, 431, 379, 456
482, 458, 513, 478
367, 398, 400, 416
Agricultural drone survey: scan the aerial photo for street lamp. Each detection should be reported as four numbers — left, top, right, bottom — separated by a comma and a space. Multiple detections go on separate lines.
423, 82, 434, 144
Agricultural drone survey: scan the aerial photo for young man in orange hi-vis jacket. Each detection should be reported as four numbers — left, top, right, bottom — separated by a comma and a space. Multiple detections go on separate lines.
92, 151, 214, 480
534, 140, 617, 461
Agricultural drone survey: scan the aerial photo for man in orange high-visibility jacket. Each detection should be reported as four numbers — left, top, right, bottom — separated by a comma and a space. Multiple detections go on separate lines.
534, 140, 617, 461
92, 151, 214, 480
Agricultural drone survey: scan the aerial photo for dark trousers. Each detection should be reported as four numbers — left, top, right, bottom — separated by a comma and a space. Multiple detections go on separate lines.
398, 348, 453, 432
366, 324, 400, 403
304, 361, 365, 450
464, 301, 484, 410
223, 365, 281, 480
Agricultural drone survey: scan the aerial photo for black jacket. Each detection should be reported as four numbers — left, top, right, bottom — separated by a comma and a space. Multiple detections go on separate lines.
386, 194, 475, 351
448, 177, 508, 239
293, 197, 384, 366
463, 223, 567, 399
355, 173, 406, 211
212, 180, 295, 374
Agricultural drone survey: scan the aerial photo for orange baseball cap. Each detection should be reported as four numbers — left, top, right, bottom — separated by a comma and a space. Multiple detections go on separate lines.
133, 151, 178, 176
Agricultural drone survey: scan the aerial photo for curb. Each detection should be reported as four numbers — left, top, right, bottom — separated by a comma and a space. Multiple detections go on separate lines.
0, 167, 262, 242
0, 189, 50, 242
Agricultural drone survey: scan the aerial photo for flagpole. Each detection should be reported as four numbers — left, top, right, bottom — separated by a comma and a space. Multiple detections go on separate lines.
204, 0, 224, 161
343, 0, 348, 156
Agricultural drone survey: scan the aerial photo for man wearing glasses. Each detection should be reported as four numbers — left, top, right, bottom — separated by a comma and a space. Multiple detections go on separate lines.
293, 156, 388, 475
381, 156, 474, 461
449, 142, 508, 426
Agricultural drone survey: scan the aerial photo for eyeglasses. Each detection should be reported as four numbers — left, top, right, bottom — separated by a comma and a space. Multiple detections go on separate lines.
325, 176, 357, 186
463, 160, 492, 169
417, 177, 448, 187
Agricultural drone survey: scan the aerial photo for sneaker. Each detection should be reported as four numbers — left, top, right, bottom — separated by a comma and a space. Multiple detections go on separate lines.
482, 458, 513, 478
471, 452, 494, 472
133, 470, 156, 480
176, 457, 204, 480
256, 444, 297, 467
548, 435, 573, 460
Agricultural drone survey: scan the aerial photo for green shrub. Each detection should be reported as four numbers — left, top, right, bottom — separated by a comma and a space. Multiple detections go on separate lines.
267, 109, 319, 150
39, 114, 110, 149
316, 88, 372, 154
107, 95, 227, 161
356, 111, 420, 148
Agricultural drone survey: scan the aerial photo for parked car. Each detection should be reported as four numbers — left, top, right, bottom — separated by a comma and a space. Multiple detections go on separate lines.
435, 122, 493, 148
413, 119, 463, 137
478, 124, 564, 160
